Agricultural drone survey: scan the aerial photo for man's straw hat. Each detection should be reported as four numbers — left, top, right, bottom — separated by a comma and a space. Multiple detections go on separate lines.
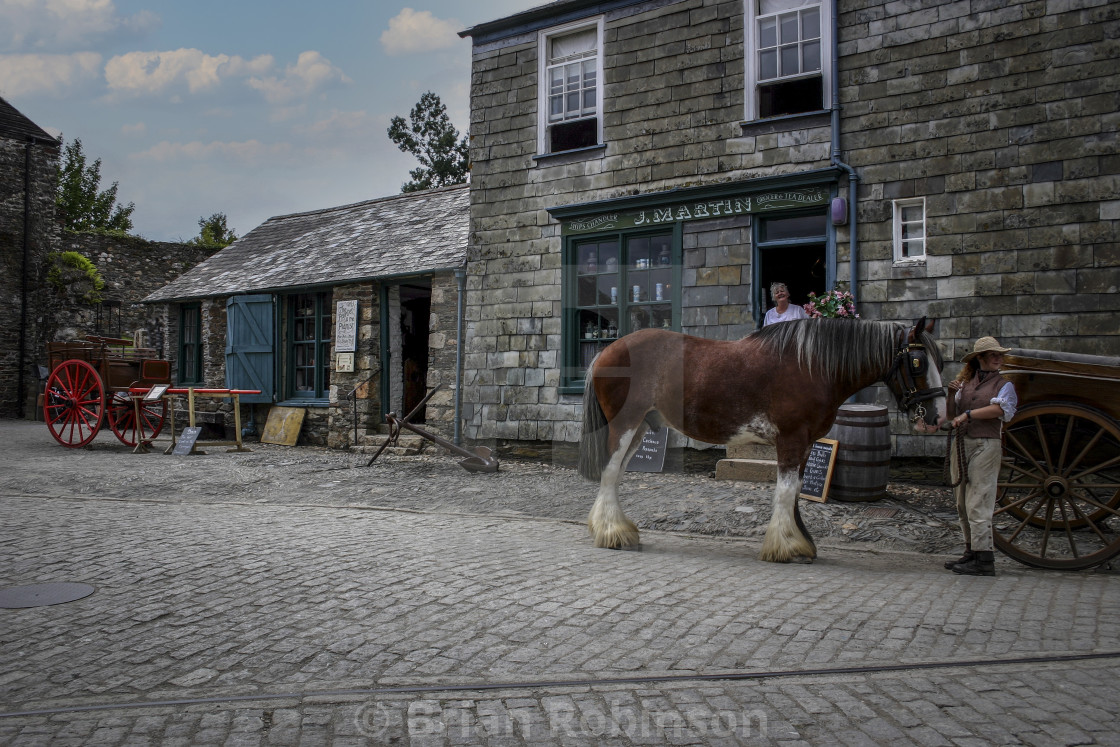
962, 336, 1011, 364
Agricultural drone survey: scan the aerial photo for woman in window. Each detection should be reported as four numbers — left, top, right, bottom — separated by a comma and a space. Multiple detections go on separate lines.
763, 281, 808, 326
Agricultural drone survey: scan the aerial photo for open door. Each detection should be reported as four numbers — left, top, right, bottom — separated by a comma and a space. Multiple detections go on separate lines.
383, 281, 431, 422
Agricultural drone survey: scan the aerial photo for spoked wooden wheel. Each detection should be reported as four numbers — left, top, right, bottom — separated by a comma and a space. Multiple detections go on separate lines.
43, 360, 105, 448
995, 403, 1120, 570
107, 392, 167, 447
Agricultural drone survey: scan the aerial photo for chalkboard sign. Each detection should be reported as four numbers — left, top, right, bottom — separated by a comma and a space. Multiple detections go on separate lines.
626, 426, 669, 472
799, 438, 839, 502
172, 426, 203, 456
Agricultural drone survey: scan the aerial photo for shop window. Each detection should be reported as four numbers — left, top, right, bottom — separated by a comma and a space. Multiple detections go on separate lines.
178, 303, 202, 384
745, 0, 831, 120
563, 230, 679, 389
893, 198, 926, 262
539, 19, 603, 155
287, 292, 332, 400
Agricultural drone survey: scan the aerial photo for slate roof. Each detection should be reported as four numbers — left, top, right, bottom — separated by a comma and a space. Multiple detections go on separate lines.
146, 184, 469, 302
0, 96, 59, 143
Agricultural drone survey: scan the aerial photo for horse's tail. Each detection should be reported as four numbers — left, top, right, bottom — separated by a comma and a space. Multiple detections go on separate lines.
579, 356, 609, 481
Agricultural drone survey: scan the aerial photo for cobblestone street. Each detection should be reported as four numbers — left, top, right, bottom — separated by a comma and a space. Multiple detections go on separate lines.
2, 420, 1119, 744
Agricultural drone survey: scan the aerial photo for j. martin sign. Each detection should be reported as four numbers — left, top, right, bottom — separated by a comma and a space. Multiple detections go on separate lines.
561, 187, 828, 235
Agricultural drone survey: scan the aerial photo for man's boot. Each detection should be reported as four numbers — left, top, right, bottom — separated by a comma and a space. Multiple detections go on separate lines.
944, 547, 973, 570
952, 550, 995, 576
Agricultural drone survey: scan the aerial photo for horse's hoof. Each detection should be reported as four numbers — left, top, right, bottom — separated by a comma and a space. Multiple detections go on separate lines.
607, 543, 642, 552
790, 555, 814, 564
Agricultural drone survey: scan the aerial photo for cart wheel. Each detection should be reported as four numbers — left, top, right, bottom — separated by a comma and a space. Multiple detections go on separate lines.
43, 359, 105, 448
995, 403, 1120, 570
107, 392, 167, 447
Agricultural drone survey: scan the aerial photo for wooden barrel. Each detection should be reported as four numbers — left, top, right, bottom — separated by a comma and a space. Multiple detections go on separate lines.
824, 404, 891, 502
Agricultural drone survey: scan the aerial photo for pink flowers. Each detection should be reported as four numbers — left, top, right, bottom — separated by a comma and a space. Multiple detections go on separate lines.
803, 290, 858, 319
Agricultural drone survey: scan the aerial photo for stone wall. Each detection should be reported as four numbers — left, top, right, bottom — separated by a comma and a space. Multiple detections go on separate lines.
327, 282, 380, 449
48, 233, 220, 354
836, 0, 1120, 455
423, 273, 463, 434
0, 135, 58, 418
463, 0, 1119, 455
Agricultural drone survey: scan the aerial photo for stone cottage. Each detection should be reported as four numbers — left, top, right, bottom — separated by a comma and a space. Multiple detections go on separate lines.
145, 185, 469, 447
457, 0, 1119, 458
0, 96, 59, 419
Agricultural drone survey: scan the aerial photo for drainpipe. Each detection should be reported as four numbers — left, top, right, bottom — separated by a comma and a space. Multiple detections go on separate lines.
830, 0, 859, 307
453, 265, 466, 445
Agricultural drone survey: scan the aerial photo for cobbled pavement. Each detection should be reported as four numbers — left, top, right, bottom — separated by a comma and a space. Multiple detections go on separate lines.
2, 419, 1119, 745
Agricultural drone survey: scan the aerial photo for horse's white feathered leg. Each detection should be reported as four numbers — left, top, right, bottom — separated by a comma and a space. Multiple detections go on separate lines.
759, 468, 816, 563
588, 426, 642, 548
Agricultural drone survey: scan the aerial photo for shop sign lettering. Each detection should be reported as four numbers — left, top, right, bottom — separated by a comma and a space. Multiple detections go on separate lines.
562, 187, 828, 235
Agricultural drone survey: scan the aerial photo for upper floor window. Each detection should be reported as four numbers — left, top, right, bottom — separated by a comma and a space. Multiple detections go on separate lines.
539, 19, 603, 155
893, 198, 926, 262
745, 0, 831, 120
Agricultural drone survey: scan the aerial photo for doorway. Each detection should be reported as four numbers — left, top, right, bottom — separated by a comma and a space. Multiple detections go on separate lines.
754, 212, 829, 324
384, 281, 431, 423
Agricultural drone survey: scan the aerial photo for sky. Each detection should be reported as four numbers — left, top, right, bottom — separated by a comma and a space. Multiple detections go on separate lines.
0, 0, 541, 242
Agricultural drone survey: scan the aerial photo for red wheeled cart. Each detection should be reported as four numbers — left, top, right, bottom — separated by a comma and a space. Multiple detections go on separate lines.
42, 336, 172, 448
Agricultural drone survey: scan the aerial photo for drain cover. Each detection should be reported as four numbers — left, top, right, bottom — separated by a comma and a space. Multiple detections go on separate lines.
0, 583, 96, 609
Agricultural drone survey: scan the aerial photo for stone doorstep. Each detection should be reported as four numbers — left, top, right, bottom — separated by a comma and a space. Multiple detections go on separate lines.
714, 457, 778, 482
353, 431, 429, 457
716, 441, 778, 483
726, 442, 776, 460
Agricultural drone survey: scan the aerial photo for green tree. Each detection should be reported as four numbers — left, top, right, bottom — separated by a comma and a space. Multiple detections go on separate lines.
56, 137, 135, 234
387, 91, 469, 193
189, 212, 238, 248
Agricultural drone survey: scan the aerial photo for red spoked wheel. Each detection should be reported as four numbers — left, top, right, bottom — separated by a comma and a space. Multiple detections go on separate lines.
43, 360, 105, 448
107, 392, 167, 447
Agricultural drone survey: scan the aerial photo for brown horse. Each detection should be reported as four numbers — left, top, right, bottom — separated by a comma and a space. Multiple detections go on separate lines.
579, 317, 946, 563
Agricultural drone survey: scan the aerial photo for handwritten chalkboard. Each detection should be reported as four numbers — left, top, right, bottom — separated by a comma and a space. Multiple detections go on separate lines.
799, 438, 839, 502
172, 426, 203, 456
626, 426, 669, 472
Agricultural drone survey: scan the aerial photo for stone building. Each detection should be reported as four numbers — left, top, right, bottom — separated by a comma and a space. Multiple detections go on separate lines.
0, 96, 60, 419
458, 0, 1119, 457
145, 185, 469, 447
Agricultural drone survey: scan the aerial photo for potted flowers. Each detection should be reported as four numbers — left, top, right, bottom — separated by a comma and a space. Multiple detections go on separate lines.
804, 290, 858, 318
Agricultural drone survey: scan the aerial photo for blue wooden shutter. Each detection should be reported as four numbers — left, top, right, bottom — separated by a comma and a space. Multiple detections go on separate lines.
226, 294, 275, 403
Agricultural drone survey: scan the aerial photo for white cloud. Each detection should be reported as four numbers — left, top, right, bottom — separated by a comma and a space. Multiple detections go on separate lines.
121, 121, 145, 136
0, 51, 100, 95
247, 51, 349, 104
0, 0, 158, 52
131, 139, 295, 164
380, 8, 461, 56
104, 49, 273, 96
294, 109, 374, 138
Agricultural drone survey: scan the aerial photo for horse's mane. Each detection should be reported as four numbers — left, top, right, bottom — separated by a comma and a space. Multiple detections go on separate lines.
752, 318, 938, 383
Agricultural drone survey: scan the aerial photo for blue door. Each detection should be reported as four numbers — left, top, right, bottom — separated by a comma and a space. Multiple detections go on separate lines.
226, 294, 275, 403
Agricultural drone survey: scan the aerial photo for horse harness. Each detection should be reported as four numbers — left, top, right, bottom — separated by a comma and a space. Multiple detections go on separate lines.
885, 327, 946, 424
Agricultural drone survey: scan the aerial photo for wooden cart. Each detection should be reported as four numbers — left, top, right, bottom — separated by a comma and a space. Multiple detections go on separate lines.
43, 336, 172, 448
995, 348, 1120, 570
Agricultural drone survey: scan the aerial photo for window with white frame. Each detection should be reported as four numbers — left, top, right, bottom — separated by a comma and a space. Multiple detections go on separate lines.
745, 0, 831, 120
893, 198, 926, 262
539, 19, 603, 155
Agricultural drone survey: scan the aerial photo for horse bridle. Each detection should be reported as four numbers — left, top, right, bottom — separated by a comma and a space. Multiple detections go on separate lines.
885, 327, 945, 423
